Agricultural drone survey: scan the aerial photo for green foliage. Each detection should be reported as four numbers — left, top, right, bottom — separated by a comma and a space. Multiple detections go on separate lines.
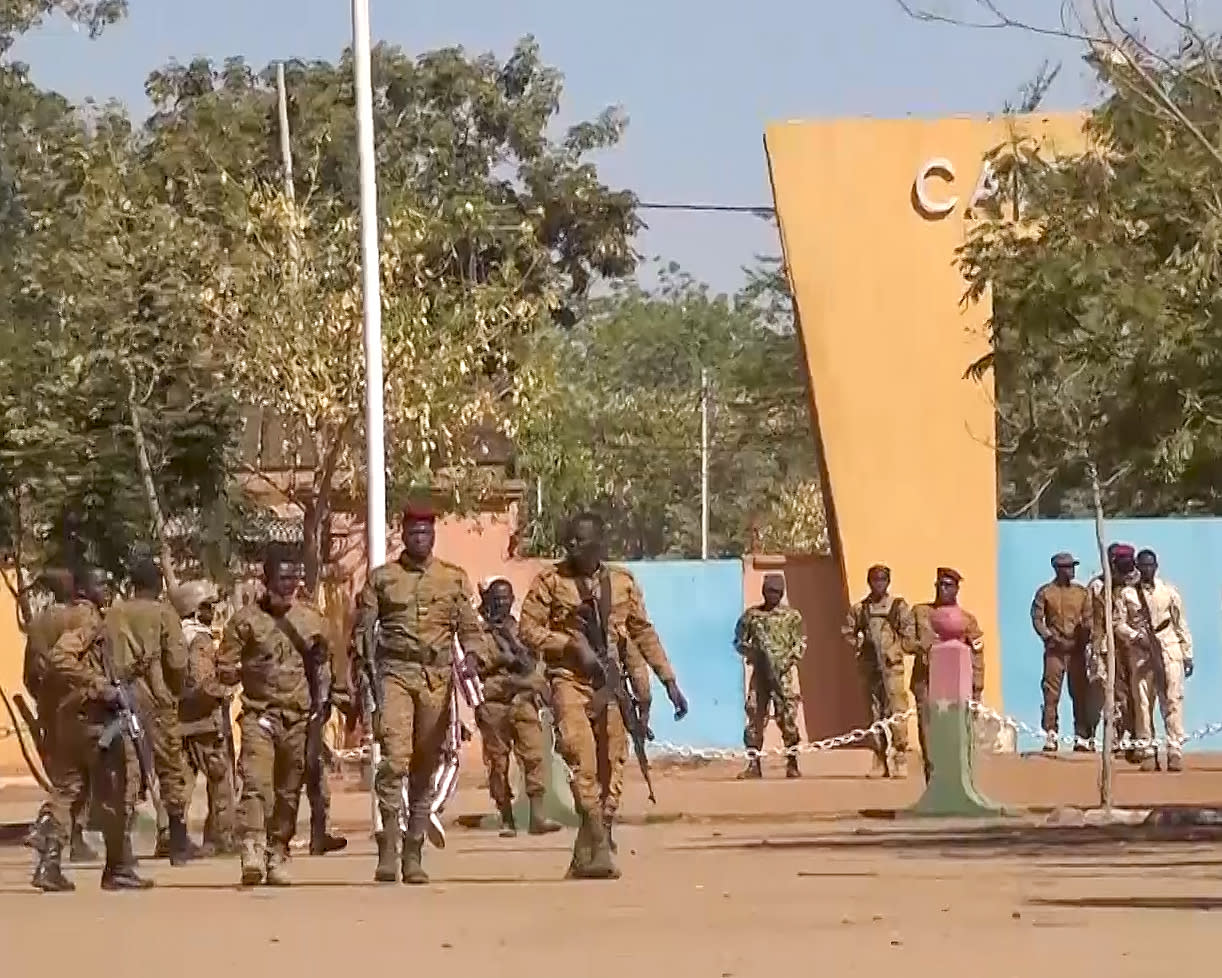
514, 266, 823, 559
962, 33, 1222, 516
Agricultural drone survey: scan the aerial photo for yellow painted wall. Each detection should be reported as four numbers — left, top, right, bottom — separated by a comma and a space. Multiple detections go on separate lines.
0, 572, 28, 774
765, 113, 1086, 711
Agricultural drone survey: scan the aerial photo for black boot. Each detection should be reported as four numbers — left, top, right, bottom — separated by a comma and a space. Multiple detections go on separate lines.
31, 837, 75, 892
168, 814, 193, 867
309, 811, 348, 855
101, 826, 155, 891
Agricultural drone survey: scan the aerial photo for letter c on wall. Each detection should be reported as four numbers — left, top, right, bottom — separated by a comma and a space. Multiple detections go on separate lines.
913, 158, 957, 217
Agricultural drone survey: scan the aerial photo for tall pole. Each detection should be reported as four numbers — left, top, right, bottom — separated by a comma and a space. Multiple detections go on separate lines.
700, 368, 709, 560
352, 0, 386, 838
352, 0, 385, 570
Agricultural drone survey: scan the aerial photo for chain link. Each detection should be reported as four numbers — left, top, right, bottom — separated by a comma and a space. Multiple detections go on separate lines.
967, 700, 1222, 753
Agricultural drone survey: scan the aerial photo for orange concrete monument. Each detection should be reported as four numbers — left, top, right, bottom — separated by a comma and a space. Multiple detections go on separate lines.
764, 113, 1086, 713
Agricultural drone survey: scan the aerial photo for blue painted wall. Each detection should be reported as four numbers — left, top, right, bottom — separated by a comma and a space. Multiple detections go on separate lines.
998, 519, 1222, 750
624, 559, 744, 748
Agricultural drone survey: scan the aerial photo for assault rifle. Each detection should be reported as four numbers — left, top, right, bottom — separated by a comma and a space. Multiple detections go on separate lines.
577, 572, 656, 804
96, 634, 157, 803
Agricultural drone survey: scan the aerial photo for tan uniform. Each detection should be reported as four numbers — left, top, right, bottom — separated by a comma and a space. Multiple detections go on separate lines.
519, 561, 673, 821
357, 556, 491, 834
1118, 577, 1192, 758
106, 597, 189, 817
911, 602, 983, 776
1030, 581, 1092, 740
842, 593, 913, 760
216, 599, 330, 855
476, 616, 549, 810
307, 628, 352, 838
179, 621, 236, 847
41, 605, 142, 849
602, 638, 676, 819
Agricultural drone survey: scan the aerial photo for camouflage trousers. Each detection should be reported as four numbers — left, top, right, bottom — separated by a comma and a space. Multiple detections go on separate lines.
477, 694, 547, 810
184, 730, 235, 845
43, 710, 139, 848
374, 663, 451, 832
551, 675, 626, 819
237, 711, 307, 854
858, 655, 910, 756
743, 662, 800, 752
148, 705, 191, 820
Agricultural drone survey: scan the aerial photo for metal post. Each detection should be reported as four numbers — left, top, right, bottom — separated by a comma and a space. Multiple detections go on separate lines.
352, 0, 385, 836
700, 368, 709, 560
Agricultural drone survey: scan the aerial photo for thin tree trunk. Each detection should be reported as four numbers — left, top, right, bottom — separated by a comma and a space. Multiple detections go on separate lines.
126, 366, 179, 590
1089, 462, 1115, 811
2, 486, 33, 630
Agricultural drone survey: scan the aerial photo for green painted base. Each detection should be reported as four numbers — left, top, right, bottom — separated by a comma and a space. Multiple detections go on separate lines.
909, 703, 1006, 817
474, 711, 580, 831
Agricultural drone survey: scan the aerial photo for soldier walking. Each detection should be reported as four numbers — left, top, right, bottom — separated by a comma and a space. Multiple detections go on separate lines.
108, 558, 193, 866
33, 565, 154, 892
216, 547, 333, 886
304, 624, 351, 856
172, 580, 238, 855
1030, 553, 1092, 751
912, 568, 984, 781
843, 564, 913, 778
1089, 543, 1139, 760
475, 577, 561, 838
356, 502, 493, 885
520, 511, 688, 880
734, 573, 806, 780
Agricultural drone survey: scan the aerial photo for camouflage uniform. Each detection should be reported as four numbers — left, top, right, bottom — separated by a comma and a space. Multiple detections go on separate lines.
305, 630, 351, 854
24, 598, 100, 858
216, 598, 331, 884
37, 605, 152, 890
106, 596, 190, 859
911, 602, 983, 779
1089, 572, 1136, 749
357, 555, 491, 882
734, 604, 806, 772
520, 560, 674, 878
179, 620, 237, 853
475, 614, 555, 834
842, 593, 914, 775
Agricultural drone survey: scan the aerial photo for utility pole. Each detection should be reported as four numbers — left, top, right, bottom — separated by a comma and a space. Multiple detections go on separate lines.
700, 368, 709, 560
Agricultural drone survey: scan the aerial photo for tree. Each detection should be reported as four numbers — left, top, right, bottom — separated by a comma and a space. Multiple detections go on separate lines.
514, 266, 824, 559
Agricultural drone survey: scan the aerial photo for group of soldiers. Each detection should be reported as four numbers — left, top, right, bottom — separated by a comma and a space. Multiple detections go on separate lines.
1031, 544, 1193, 770
20, 502, 691, 890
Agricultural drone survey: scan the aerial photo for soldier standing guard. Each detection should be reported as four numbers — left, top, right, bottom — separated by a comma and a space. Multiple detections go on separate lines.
843, 564, 914, 778
1030, 552, 1092, 752
216, 547, 333, 887
520, 511, 688, 880
356, 501, 494, 885
734, 573, 806, 780
475, 577, 561, 837
912, 568, 984, 782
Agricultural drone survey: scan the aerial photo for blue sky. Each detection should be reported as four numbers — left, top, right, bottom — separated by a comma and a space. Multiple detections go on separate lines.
10, 0, 1163, 291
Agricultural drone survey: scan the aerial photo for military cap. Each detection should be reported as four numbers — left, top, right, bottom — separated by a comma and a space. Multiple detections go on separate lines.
1051, 552, 1078, 568
935, 567, 962, 583
1111, 543, 1135, 560
402, 500, 437, 523
866, 564, 890, 577
762, 572, 786, 587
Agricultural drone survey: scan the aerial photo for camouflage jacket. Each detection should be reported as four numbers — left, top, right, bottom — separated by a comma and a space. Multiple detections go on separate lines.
478, 615, 547, 703
106, 596, 189, 712
734, 604, 806, 673
23, 600, 89, 701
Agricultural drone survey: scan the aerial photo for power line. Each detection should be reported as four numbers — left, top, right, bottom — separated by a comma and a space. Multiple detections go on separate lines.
637, 201, 775, 215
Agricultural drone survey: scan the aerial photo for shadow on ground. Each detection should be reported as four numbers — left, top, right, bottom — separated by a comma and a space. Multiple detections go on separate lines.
1031, 896, 1222, 911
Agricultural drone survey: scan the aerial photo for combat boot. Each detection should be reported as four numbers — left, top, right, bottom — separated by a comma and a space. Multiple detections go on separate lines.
582, 817, 621, 880
69, 823, 99, 863
309, 811, 348, 855
400, 834, 429, 885
565, 817, 594, 879
374, 821, 400, 883
31, 838, 76, 892
785, 755, 801, 779
239, 837, 265, 886
868, 752, 888, 778
167, 814, 193, 867
891, 754, 909, 779
498, 804, 518, 838
265, 848, 292, 886
528, 796, 561, 836
603, 815, 617, 854
101, 828, 154, 891
1167, 753, 1184, 773
153, 825, 170, 859
737, 758, 762, 780
1139, 753, 1159, 773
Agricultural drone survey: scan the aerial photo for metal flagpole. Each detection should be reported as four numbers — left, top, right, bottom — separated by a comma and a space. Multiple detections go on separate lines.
352, 0, 386, 835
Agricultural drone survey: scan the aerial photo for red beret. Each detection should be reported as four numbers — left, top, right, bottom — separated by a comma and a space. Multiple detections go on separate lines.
1111, 544, 1135, 560
402, 501, 437, 523
935, 567, 962, 583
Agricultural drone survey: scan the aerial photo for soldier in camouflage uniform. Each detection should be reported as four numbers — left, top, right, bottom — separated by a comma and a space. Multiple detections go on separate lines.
843, 564, 914, 778
733, 573, 806, 779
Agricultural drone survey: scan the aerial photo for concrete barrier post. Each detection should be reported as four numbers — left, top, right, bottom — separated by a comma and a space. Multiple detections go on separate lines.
469, 708, 579, 831
909, 606, 1004, 817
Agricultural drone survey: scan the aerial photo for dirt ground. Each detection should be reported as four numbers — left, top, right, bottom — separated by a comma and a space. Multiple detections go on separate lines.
3, 750, 1222, 975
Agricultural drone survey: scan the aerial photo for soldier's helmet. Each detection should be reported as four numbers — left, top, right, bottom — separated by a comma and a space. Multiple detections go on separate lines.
171, 580, 220, 618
